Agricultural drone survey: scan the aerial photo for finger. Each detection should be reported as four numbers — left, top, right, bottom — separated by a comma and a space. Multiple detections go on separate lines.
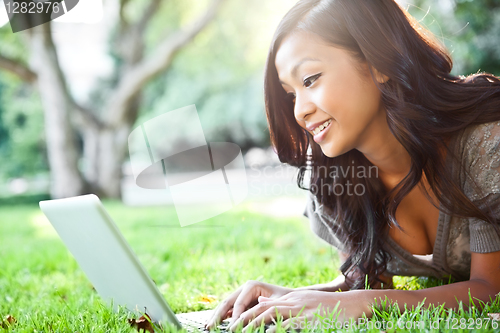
230, 300, 279, 331
205, 287, 243, 329
205, 303, 228, 329
217, 309, 233, 323
242, 305, 298, 333
236, 299, 299, 330
258, 296, 272, 302
230, 284, 261, 322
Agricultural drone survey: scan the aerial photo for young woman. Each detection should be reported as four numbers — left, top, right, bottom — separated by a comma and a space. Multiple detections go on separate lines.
205, 0, 500, 331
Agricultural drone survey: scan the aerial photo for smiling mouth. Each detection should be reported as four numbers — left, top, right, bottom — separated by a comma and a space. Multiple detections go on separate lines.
311, 119, 332, 135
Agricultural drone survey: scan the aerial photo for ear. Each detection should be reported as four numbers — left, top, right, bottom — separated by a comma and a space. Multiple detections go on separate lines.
371, 67, 390, 84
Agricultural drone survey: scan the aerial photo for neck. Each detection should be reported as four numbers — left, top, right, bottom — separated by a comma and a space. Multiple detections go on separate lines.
356, 116, 412, 190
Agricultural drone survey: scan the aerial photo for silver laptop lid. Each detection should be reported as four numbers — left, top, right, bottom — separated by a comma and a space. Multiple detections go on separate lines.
39, 194, 181, 328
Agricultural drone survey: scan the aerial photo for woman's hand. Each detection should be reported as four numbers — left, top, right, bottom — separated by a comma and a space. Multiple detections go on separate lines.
228, 290, 372, 333
204, 280, 294, 330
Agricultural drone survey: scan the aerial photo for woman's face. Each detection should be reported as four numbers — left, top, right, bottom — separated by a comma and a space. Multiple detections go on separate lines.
275, 31, 388, 158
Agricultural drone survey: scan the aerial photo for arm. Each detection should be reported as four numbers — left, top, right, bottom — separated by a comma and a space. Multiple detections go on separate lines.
354, 251, 500, 313
232, 251, 500, 332
294, 251, 393, 292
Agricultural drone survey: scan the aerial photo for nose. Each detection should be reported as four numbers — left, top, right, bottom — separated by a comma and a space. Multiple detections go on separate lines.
294, 93, 315, 123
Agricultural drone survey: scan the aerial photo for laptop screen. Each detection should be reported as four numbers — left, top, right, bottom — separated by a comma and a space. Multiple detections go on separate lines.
39, 194, 181, 327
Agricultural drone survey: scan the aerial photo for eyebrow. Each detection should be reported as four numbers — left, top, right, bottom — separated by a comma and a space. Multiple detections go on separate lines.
279, 57, 321, 85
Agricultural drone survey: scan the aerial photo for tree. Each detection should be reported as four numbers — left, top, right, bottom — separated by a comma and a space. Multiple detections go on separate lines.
0, 0, 226, 198
407, 0, 500, 76
0, 74, 47, 179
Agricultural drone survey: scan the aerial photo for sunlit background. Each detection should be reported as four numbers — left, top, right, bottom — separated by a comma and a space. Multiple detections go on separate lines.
0, 0, 498, 210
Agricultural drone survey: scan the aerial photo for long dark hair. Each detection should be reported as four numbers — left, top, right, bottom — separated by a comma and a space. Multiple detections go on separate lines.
264, 0, 500, 289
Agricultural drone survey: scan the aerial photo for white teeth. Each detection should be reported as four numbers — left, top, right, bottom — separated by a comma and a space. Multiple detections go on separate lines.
312, 119, 331, 135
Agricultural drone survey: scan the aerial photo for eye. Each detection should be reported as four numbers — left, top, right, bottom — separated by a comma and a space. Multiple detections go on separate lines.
287, 92, 296, 104
303, 73, 322, 88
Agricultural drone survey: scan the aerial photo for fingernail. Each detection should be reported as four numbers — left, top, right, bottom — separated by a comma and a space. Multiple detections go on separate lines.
229, 319, 239, 332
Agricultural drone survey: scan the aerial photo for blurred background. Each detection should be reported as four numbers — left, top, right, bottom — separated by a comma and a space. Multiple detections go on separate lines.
0, 0, 498, 207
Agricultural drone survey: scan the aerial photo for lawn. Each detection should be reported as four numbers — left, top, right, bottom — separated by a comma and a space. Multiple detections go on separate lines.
0, 197, 499, 332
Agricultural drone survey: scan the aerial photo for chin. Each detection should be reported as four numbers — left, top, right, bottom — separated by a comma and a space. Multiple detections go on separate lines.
320, 146, 340, 158
319, 142, 350, 158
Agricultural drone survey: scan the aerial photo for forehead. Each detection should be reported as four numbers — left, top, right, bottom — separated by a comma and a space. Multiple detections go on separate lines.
275, 31, 335, 78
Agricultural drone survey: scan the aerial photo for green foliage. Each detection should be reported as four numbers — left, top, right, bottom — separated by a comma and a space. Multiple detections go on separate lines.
0, 25, 30, 63
0, 73, 47, 179
0, 23, 48, 180
0, 81, 9, 150
452, 0, 500, 75
0, 193, 49, 206
408, 0, 500, 76
137, 0, 292, 150
140, 69, 269, 150
393, 275, 456, 290
87, 0, 288, 151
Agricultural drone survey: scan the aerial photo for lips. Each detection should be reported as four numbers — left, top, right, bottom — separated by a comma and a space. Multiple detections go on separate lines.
306, 120, 325, 131
306, 119, 332, 134
312, 119, 332, 143
311, 119, 332, 135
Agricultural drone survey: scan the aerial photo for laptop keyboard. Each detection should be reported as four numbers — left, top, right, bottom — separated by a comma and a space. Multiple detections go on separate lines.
176, 310, 271, 332
177, 310, 230, 332
178, 316, 228, 332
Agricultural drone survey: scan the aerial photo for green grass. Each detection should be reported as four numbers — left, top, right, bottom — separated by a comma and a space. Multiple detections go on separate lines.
0, 199, 499, 332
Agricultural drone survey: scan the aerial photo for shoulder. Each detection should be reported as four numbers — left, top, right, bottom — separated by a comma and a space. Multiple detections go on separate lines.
458, 121, 500, 202
462, 121, 500, 163
453, 121, 500, 253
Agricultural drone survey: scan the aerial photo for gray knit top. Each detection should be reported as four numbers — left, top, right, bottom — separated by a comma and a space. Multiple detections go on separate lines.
303, 121, 500, 281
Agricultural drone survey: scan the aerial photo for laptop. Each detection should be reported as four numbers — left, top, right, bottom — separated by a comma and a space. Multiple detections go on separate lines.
39, 194, 230, 332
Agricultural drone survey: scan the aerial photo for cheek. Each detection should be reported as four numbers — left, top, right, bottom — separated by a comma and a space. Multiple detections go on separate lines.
358, 86, 383, 119
313, 84, 341, 115
342, 81, 381, 122
317, 76, 360, 112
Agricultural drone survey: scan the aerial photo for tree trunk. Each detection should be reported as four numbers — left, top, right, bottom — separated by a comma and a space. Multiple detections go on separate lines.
29, 25, 86, 198
82, 91, 139, 198
83, 123, 130, 198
